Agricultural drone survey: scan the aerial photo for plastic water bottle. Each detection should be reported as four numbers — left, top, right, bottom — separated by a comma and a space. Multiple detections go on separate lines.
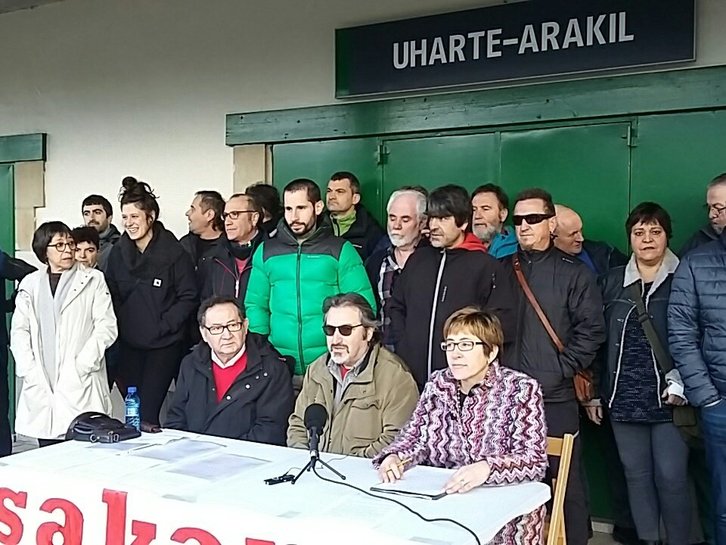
125, 386, 141, 431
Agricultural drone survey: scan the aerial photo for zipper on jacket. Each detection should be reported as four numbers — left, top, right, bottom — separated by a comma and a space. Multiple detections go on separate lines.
296, 244, 304, 373
609, 306, 635, 408
426, 252, 447, 380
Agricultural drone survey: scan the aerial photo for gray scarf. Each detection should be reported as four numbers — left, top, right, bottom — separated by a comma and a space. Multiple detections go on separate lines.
35, 265, 78, 390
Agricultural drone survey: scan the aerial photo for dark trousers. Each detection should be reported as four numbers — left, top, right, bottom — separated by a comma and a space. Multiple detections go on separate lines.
545, 400, 589, 545
611, 420, 691, 544
0, 350, 11, 456
701, 399, 726, 545
116, 341, 184, 426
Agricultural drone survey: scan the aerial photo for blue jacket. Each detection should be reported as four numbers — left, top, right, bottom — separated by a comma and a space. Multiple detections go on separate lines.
488, 228, 518, 259
668, 233, 726, 407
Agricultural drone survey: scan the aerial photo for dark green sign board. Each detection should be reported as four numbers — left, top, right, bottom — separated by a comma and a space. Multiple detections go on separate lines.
336, 0, 695, 97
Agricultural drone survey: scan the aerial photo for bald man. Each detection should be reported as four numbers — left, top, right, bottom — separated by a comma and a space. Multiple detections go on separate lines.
554, 204, 627, 277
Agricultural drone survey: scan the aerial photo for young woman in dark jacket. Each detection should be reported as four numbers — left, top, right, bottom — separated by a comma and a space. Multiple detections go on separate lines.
105, 177, 198, 428
596, 203, 690, 545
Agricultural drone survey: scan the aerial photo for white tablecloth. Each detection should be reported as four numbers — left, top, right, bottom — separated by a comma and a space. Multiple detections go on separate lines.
0, 430, 550, 545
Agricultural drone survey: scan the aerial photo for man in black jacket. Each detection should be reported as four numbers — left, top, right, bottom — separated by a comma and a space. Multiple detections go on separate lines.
388, 184, 517, 390
508, 188, 605, 545
554, 204, 628, 276
326, 171, 385, 260
180, 190, 226, 280
166, 296, 293, 444
197, 193, 265, 306
0, 249, 35, 456
679, 172, 726, 257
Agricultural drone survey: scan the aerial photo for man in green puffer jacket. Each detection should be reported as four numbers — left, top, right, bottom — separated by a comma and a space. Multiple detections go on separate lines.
245, 179, 376, 380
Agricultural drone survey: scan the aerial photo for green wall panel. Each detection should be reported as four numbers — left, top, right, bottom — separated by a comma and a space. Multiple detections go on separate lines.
501, 123, 632, 252
382, 133, 499, 210
271, 138, 381, 217
0, 165, 14, 432
0, 134, 45, 164
632, 110, 726, 252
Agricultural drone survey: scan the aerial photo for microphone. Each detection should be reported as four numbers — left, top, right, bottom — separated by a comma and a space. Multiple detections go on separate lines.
304, 403, 328, 461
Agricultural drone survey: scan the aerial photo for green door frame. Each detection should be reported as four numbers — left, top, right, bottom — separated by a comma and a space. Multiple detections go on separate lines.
227, 66, 726, 146
0, 133, 46, 432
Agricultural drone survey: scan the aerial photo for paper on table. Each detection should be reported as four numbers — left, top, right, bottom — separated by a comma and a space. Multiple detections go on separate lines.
130, 437, 224, 461
166, 453, 269, 480
370, 466, 453, 500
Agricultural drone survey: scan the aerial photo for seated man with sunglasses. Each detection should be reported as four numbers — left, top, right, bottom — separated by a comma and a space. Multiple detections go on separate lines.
166, 295, 294, 445
287, 293, 418, 458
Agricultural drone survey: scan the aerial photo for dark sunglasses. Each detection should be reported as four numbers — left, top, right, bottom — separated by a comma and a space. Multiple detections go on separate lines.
322, 324, 363, 336
512, 213, 554, 226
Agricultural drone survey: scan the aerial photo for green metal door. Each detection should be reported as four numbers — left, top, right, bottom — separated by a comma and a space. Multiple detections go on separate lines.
632, 110, 726, 251
0, 165, 14, 431
500, 123, 632, 251
271, 138, 381, 217
381, 133, 499, 211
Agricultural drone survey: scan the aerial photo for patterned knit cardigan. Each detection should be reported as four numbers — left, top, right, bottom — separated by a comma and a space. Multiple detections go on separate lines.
373, 361, 548, 545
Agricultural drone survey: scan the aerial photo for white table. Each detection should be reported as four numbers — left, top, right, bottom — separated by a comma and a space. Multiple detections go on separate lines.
0, 430, 550, 545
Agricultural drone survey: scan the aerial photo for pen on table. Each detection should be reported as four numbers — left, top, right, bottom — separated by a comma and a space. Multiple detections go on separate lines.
382, 457, 412, 482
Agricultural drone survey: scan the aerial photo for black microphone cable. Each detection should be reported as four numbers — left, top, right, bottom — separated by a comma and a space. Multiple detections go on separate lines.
310, 465, 482, 545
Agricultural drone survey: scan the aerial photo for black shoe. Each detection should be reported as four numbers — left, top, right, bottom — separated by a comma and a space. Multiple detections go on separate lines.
612, 525, 640, 545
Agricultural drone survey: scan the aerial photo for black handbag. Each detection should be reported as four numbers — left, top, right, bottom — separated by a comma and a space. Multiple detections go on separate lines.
627, 284, 702, 447
65, 412, 141, 443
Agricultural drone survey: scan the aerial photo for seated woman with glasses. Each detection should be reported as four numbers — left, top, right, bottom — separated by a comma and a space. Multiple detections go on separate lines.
10, 221, 117, 447
374, 307, 548, 544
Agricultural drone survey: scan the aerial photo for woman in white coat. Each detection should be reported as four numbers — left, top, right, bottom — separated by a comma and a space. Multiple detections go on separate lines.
10, 221, 117, 446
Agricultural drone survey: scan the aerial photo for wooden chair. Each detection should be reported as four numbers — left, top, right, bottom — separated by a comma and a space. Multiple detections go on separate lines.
545, 433, 575, 545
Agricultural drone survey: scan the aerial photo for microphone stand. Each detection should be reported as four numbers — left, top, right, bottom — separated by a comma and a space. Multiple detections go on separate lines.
291, 441, 346, 484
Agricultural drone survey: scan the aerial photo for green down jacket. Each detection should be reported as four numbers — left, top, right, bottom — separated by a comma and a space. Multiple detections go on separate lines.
245, 221, 376, 375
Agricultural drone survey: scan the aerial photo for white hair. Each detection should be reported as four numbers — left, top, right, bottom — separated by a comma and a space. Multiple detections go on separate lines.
387, 189, 427, 219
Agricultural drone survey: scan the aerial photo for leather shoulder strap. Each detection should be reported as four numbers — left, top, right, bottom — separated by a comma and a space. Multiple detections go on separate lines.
627, 283, 674, 374
512, 254, 565, 353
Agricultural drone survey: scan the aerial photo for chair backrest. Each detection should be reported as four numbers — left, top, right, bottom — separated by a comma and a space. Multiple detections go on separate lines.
546, 433, 575, 545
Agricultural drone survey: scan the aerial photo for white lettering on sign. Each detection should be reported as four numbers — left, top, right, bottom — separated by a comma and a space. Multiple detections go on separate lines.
391, 11, 635, 69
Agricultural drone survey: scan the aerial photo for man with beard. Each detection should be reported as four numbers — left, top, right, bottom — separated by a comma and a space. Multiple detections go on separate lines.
680, 172, 726, 256
197, 193, 264, 306
388, 184, 517, 390
287, 293, 418, 457
245, 179, 375, 389
365, 188, 428, 348
471, 184, 518, 259
81, 194, 120, 271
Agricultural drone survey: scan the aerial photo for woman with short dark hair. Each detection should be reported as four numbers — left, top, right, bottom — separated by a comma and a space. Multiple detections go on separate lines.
596, 202, 691, 545
104, 177, 198, 429
375, 307, 547, 544
11, 221, 117, 446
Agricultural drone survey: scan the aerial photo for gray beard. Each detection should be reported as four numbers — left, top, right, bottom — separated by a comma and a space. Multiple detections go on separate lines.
473, 224, 498, 243
713, 223, 725, 235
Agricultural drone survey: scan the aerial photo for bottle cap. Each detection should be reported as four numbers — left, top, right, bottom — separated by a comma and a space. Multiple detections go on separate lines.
128, 386, 137, 394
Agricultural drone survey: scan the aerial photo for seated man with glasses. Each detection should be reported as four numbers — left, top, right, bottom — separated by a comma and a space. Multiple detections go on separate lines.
166, 295, 294, 445
287, 293, 418, 458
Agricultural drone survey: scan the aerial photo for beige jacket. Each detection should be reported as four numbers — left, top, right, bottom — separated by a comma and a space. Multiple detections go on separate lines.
287, 344, 419, 458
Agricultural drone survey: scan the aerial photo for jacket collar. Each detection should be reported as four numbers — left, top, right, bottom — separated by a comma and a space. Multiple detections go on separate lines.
189, 336, 262, 376
622, 248, 679, 293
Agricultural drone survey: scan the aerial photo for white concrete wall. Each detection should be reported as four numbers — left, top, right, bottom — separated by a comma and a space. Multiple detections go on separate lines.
0, 0, 725, 240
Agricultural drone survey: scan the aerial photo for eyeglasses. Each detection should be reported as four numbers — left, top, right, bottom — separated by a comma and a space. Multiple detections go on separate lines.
705, 204, 726, 215
222, 210, 257, 221
323, 324, 364, 336
47, 242, 76, 252
440, 340, 486, 352
204, 322, 244, 335
512, 213, 554, 226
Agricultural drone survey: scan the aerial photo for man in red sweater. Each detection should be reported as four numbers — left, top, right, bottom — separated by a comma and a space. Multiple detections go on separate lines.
165, 296, 293, 445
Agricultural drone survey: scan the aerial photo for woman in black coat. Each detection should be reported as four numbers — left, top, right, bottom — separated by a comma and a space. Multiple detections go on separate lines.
105, 177, 198, 428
